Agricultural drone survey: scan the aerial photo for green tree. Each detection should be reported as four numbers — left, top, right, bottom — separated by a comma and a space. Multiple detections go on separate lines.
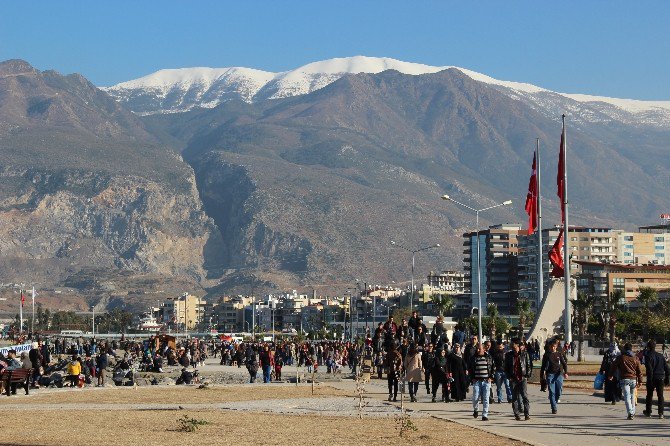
636, 287, 658, 341
431, 294, 455, 317
476, 303, 510, 341
516, 298, 533, 339
602, 290, 624, 343
570, 292, 595, 362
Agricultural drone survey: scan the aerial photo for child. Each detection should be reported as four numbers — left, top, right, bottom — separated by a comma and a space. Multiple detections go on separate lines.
274, 354, 284, 381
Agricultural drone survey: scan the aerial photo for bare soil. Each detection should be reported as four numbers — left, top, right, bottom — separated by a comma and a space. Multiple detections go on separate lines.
0, 384, 529, 446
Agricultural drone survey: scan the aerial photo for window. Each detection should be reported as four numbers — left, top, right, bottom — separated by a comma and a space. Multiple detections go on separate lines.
624, 252, 632, 257
655, 237, 665, 242
624, 244, 634, 249
655, 245, 664, 250
580, 237, 589, 241
570, 237, 578, 241
624, 236, 634, 241
656, 253, 665, 258
613, 278, 624, 285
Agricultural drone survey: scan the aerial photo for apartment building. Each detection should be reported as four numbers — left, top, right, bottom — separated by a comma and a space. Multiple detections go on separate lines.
161, 293, 205, 330
463, 224, 521, 315
575, 261, 670, 304
613, 225, 670, 265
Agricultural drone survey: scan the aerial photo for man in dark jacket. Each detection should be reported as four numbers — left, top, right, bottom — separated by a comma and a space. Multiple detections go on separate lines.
540, 340, 568, 414
642, 340, 670, 419
504, 338, 532, 420
422, 343, 436, 395
492, 342, 512, 403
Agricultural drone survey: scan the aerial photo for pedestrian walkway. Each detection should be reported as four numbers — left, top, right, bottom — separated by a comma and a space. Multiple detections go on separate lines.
333, 379, 668, 446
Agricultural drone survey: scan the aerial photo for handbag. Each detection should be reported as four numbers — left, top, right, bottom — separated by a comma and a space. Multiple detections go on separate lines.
593, 373, 605, 390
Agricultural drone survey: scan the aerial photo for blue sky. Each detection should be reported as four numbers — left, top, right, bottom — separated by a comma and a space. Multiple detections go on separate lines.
1, 1, 668, 99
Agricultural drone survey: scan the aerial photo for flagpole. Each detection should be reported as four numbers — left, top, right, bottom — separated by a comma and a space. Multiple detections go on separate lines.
561, 115, 572, 344
536, 138, 544, 310
19, 289, 23, 334
31, 286, 36, 335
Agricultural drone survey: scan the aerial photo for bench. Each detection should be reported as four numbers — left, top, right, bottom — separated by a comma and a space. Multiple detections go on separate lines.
0, 368, 32, 396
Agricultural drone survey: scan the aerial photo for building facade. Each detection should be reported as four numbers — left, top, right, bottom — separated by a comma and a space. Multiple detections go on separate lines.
517, 227, 615, 309
575, 261, 670, 304
463, 224, 521, 315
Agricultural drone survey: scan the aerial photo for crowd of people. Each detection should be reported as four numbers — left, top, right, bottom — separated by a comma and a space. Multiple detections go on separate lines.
1, 316, 669, 423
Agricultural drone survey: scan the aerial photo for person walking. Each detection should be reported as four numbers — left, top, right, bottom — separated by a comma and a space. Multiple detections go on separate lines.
468, 343, 494, 421
642, 340, 670, 419
422, 343, 436, 395
540, 340, 568, 414
448, 343, 468, 402
431, 348, 451, 403
610, 342, 642, 420
385, 344, 402, 402
404, 346, 423, 402
599, 342, 622, 404
492, 342, 512, 403
504, 338, 532, 421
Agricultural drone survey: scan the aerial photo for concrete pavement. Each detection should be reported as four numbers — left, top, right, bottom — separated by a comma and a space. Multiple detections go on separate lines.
331, 378, 668, 446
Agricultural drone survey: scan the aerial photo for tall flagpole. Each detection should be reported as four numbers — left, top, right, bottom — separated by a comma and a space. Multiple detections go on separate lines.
19, 289, 23, 334
536, 138, 544, 310
31, 287, 36, 335
562, 115, 572, 343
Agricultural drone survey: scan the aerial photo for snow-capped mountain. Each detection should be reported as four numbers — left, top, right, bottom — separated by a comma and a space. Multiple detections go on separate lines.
103, 56, 670, 127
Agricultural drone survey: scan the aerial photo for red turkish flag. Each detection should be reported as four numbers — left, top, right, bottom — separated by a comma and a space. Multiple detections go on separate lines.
557, 128, 566, 223
549, 229, 565, 278
20, 290, 25, 307
524, 152, 538, 234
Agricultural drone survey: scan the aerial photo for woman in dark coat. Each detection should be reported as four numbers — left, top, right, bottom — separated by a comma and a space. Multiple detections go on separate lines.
431, 348, 451, 402
448, 343, 468, 402
599, 342, 622, 404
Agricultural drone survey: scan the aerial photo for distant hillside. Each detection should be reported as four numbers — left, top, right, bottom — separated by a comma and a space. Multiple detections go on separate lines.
0, 60, 224, 311
145, 68, 670, 293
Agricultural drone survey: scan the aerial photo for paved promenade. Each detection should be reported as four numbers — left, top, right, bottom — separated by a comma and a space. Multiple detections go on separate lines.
333, 379, 668, 446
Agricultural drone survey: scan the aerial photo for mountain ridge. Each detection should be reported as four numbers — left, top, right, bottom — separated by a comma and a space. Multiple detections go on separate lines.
102, 56, 670, 127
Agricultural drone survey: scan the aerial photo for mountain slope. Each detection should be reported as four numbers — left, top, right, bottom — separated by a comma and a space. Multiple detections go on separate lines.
0, 60, 224, 311
148, 68, 670, 301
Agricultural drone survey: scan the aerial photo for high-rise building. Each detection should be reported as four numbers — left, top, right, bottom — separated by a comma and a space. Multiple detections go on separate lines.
463, 224, 521, 315
517, 227, 615, 309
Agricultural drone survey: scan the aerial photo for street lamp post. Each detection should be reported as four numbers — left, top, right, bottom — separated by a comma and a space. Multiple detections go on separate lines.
390, 241, 440, 311
441, 194, 512, 341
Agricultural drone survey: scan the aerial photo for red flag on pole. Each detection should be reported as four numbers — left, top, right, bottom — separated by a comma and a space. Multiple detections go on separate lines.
20, 290, 25, 307
557, 128, 566, 222
524, 152, 538, 234
549, 229, 565, 278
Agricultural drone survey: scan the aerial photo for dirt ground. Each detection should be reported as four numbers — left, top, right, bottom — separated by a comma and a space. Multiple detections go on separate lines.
0, 384, 529, 446
0, 383, 348, 405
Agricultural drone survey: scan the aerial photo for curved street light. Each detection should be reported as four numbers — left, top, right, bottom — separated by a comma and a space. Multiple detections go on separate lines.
390, 241, 441, 311
441, 194, 512, 341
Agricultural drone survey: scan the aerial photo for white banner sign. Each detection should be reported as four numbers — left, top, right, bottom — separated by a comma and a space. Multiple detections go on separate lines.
0, 343, 32, 357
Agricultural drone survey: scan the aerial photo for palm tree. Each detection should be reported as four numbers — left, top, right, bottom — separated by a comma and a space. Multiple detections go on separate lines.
516, 298, 532, 339
431, 293, 455, 317
487, 302, 500, 340
637, 287, 658, 340
570, 292, 595, 362
603, 290, 624, 343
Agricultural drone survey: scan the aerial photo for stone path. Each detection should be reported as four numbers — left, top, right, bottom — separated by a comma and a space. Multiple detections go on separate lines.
332, 379, 668, 446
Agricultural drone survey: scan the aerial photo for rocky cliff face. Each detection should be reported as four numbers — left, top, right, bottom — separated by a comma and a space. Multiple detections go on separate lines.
0, 166, 222, 285
0, 60, 224, 311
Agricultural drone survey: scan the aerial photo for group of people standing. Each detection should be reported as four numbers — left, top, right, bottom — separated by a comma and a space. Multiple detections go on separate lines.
600, 339, 670, 419
374, 311, 572, 422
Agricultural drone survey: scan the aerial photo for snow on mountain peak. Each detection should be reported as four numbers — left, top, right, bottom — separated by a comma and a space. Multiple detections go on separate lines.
102, 56, 670, 124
